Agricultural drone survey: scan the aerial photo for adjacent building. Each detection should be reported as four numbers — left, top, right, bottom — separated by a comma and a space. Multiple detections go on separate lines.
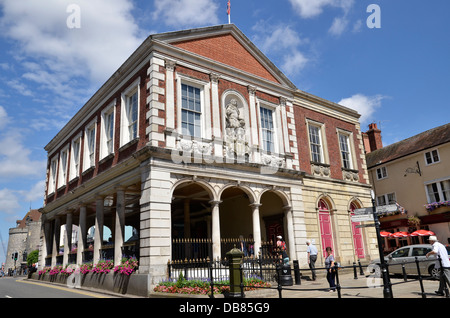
39, 24, 378, 295
365, 122, 450, 251
5, 209, 41, 273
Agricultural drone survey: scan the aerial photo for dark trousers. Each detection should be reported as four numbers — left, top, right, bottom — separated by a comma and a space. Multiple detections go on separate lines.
309, 255, 317, 280
327, 269, 336, 290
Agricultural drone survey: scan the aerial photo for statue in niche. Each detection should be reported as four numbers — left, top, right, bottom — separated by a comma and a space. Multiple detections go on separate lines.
224, 98, 249, 160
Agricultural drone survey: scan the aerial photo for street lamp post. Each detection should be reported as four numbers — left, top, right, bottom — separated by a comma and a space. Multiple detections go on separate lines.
371, 189, 393, 298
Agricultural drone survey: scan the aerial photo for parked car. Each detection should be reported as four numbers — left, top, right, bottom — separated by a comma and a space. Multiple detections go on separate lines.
368, 244, 450, 279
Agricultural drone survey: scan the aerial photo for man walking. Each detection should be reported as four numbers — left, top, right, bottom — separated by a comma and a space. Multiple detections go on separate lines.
426, 235, 450, 296
306, 240, 318, 281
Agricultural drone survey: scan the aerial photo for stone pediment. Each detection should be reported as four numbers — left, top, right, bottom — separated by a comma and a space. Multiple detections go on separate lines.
152, 24, 297, 89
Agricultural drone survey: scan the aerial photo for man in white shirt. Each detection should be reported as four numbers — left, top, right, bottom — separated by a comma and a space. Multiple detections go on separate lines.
426, 235, 450, 296
306, 240, 318, 281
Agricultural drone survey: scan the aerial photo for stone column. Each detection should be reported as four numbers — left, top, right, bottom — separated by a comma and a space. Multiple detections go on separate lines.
94, 197, 104, 264
51, 217, 61, 267
210, 200, 222, 260
77, 205, 87, 265
249, 203, 262, 256
63, 212, 73, 266
115, 189, 125, 265
284, 205, 296, 261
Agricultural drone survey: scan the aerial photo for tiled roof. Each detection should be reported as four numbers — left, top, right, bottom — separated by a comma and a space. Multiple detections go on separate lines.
366, 123, 450, 168
16, 209, 41, 228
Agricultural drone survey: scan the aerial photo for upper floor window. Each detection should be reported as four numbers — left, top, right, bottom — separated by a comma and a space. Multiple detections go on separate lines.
338, 132, 353, 169
48, 157, 58, 194
260, 106, 275, 153
69, 135, 81, 180
83, 121, 96, 171
424, 149, 440, 165
376, 166, 388, 180
425, 178, 450, 203
308, 124, 323, 163
58, 146, 69, 188
100, 103, 115, 159
181, 83, 202, 138
120, 78, 140, 147
377, 192, 396, 206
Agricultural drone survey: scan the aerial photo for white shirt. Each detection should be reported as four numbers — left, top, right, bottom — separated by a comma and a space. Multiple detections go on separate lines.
432, 241, 450, 268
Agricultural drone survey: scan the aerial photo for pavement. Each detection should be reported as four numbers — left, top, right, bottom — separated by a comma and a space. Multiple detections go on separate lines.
244, 269, 449, 299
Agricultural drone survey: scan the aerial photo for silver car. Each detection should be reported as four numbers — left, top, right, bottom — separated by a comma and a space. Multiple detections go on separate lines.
369, 244, 450, 279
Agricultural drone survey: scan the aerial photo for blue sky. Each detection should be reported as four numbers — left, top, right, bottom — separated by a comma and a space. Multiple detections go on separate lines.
0, 0, 448, 264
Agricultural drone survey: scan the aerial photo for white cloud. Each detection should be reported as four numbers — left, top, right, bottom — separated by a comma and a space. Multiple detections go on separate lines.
281, 50, 309, 76
338, 94, 385, 125
0, 131, 46, 178
153, 0, 220, 28
20, 180, 46, 203
0, 106, 9, 130
252, 23, 309, 76
0, 188, 21, 216
1, 0, 143, 84
328, 16, 349, 36
289, 0, 354, 18
257, 25, 304, 53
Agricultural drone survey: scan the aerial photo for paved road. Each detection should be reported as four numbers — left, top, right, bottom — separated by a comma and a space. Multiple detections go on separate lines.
0, 276, 114, 298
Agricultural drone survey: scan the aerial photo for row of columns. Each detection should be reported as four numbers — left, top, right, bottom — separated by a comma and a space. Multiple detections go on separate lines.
44, 189, 127, 268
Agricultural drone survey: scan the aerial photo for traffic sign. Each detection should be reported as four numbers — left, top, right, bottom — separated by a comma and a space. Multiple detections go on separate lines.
353, 204, 398, 216
351, 214, 374, 222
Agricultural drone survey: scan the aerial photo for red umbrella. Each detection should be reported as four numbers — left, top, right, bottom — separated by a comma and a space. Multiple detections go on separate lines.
410, 230, 435, 236
391, 231, 410, 238
380, 231, 392, 237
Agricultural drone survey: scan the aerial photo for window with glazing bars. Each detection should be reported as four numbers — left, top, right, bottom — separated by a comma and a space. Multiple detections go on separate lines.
105, 111, 114, 154
309, 125, 322, 163
87, 126, 96, 166
127, 92, 138, 140
339, 133, 352, 169
260, 107, 275, 152
181, 84, 201, 138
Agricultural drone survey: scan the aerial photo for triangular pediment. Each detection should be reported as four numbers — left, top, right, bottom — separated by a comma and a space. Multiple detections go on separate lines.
152, 24, 296, 89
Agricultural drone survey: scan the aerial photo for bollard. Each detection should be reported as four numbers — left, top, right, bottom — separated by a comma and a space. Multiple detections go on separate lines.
334, 265, 341, 298
415, 256, 426, 299
226, 247, 244, 298
353, 262, 358, 279
358, 259, 364, 276
293, 260, 301, 285
401, 264, 407, 282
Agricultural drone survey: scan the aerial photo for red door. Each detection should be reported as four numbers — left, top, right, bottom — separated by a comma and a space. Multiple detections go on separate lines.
350, 203, 365, 259
318, 200, 333, 257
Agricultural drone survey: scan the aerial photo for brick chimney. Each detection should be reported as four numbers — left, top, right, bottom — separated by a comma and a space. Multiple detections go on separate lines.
364, 123, 383, 153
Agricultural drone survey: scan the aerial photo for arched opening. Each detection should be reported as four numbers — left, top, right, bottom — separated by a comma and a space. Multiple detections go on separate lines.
318, 198, 334, 257
349, 201, 365, 259
260, 191, 287, 255
171, 181, 214, 260
219, 186, 253, 256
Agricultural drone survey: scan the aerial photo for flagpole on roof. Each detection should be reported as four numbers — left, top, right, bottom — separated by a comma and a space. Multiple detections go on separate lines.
227, 0, 231, 24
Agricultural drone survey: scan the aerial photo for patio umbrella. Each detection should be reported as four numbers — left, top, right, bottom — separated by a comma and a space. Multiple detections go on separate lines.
410, 230, 435, 236
380, 231, 392, 237
391, 231, 410, 238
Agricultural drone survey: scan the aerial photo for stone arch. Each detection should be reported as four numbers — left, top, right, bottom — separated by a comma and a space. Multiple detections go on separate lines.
218, 183, 257, 204
257, 188, 291, 207
170, 177, 217, 201
348, 197, 363, 212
